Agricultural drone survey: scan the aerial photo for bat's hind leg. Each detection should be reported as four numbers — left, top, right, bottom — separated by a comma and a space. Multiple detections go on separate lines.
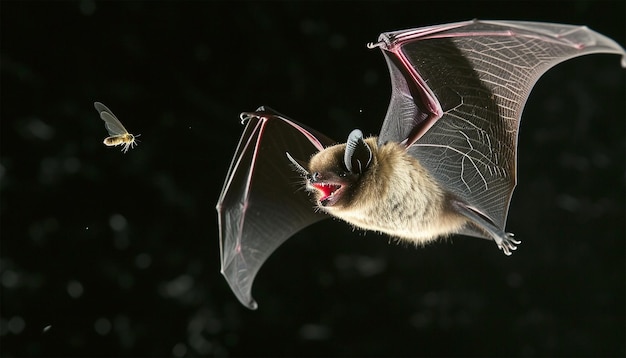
452, 201, 521, 256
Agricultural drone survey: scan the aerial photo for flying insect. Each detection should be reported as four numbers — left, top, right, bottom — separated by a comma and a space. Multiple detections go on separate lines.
94, 102, 139, 153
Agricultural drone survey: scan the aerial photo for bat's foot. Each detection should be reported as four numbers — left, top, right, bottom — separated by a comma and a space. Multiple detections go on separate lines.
496, 232, 521, 256
451, 201, 521, 256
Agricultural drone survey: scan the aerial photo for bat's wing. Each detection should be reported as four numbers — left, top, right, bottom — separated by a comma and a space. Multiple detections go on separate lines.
372, 20, 626, 238
216, 106, 335, 309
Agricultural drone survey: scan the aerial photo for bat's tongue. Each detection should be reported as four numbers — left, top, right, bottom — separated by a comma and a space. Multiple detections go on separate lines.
313, 183, 340, 201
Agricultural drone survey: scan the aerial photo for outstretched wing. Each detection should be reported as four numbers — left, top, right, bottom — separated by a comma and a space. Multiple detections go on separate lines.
216, 106, 335, 309
372, 19, 626, 236
94, 101, 129, 136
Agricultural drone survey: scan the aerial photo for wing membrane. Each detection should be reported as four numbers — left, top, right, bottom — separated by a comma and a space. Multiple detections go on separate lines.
216, 107, 335, 309
94, 102, 129, 135
375, 20, 626, 233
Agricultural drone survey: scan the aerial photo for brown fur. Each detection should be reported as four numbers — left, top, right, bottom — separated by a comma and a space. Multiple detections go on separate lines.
307, 137, 468, 245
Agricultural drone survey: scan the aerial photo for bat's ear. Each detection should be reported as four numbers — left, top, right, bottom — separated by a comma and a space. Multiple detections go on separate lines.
344, 129, 372, 174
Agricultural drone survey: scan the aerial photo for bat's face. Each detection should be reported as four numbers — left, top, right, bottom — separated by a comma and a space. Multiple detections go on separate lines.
307, 144, 354, 207
305, 133, 377, 209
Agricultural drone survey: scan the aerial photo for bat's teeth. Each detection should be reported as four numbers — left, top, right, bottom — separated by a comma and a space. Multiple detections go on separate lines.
313, 183, 341, 200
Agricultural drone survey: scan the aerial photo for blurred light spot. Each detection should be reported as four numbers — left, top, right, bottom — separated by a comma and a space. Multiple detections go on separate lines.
25, 118, 55, 140
559, 152, 589, 171
317, 271, 334, 287
46, 217, 59, 230
556, 194, 581, 212
28, 217, 59, 243
329, 34, 346, 49
0, 318, 8, 335
206, 317, 222, 335
363, 69, 379, 86
187, 259, 204, 275
592, 152, 610, 168
422, 291, 439, 307
299, 323, 330, 340
114, 315, 134, 349
43, 325, 52, 333
187, 309, 222, 337
410, 311, 432, 328
2, 270, 20, 288
134, 253, 152, 269
172, 343, 187, 357
79, 0, 96, 15
354, 256, 386, 276
67, 280, 84, 298
506, 272, 523, 288
63, 157, 81, 174
300, 19, 320, 35
2, 57, 38, 85
334, 254, 386, 277
109, 214, 127, 232
194, 44, 211, 62
8, 316, 25, 334
520, 309, 547, 325
223, 332, 238, 347
39, 157, 61, 185
188, 334, 212, 355
521, 344, 536, 357
334, 256, 352, 273
94, 317, 112, 335
187, 313, 205, 334
161, 275, 194, 298
117, 272, 134, 289
114, 234, 130, 250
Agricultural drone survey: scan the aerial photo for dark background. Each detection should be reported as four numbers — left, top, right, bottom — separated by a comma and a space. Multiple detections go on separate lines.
1, 1, 624, 356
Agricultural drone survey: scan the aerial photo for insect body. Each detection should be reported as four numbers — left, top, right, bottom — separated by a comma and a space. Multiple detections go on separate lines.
94, 102, 140, 153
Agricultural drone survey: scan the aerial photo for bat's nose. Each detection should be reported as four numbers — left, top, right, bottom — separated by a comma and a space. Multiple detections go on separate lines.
311, 172, 321, 182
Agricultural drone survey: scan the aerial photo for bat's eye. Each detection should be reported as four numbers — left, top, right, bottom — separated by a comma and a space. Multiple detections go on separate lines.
338, 171, 348, 178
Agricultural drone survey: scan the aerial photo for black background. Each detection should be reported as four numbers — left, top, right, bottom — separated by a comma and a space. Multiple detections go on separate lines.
1, 1, 624, 356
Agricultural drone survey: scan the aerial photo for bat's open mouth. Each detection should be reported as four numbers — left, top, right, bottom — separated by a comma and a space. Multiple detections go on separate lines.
312, 183, 342, 206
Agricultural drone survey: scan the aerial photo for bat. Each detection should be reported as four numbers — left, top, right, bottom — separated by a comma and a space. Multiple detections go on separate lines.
217, 20, 626, 309
94, 102, 140, 153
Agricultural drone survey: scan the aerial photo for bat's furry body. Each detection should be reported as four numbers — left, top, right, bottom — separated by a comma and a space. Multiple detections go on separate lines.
307, 137, 468, 244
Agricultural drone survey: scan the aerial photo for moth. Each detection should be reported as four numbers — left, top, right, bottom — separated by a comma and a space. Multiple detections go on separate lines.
216, 20, 626, 309
94, 102, 139, 153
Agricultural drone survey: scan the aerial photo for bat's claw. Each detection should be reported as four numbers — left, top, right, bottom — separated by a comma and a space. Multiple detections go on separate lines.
367, 41, 383, 49
497, 232, 521, 256
239, 111, 258, 124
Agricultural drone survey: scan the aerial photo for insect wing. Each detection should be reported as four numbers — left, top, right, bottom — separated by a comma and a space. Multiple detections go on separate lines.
94, 102, 129, 136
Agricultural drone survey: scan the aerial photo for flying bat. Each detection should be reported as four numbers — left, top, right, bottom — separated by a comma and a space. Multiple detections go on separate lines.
94, 102, 140, 153
217, 19, 626, 309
